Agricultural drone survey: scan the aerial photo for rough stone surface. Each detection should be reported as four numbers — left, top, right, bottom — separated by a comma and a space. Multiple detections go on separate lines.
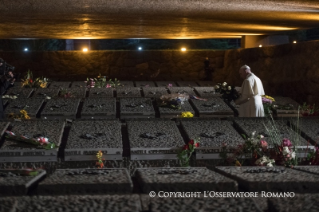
127, 120, 184, 149
196, 81, 215, 87
0, 195, 141, 212
49, 81, 71, 89
142, 87, 169, 98
194, 87, 220, 98
0, 122, 10, 137
176, 81, 199, 87
70, 81, 86, 88
190, 98, 234, 116
155, 81, 177, 87
88, 87, 113, 98
149, 197, 262, 212
66, 120, 122, 149
289, 118, 319, 145
41, 98, 80, 119
62, 87, 86, 98
293, 166, 319, 176
1, 120, 65, 150
38, 168, 132, 194
168, 87, 196, 96
215, 166, 319, 193
5, 88, 33, 98
32, 88, 60, 99
116, 87, 142, 98
81, 98, 116, 118
272, 96, 300, 115
181, 119, 244, 148
157, 100, 195, 118
136, 167, 237, 192
120, 81, 135, 87
120, 98, 155, 118
0, 169, 46, 196
269, 193, 319, 212
6, 98, 44, 117
135, 81, 156, 87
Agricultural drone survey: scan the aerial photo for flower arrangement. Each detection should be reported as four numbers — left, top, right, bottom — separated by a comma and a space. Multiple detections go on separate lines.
300, 103, 319, 116
214, 82, 239, 102
5, 131, 56, 150
58, 88, 73, 98
21, 70, 48, 88
262, 95, 275, 116
85, 74, 121, 88
8, 109, 31, 120
96, 150, 104, 168
177, 139, 200, 167
180, 111, 194, 118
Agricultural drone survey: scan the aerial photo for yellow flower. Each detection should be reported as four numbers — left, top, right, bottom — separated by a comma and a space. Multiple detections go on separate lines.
235, 161, 241, 166
20, 110, 27, 115
181, 111, 194, 118
40, 82, 47, 88
24, 115, 31, 119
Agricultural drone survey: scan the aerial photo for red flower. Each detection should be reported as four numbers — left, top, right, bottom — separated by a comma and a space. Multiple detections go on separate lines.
194, 143, 199, 148
189, 140, 194, 145
183, 144, 189, 150
29, 79, 33, 83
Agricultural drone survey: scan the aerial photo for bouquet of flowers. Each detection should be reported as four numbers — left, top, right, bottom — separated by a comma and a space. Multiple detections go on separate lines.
85, 74, 121, 88
214, 82, 239, 102
96, 150, 105, 168
300, 103, 319, 116
262, 95, 275, 116
21, 70, 48, 88
5, 131, 56, 150
8, 109, 31, 120
180, 111, 194, 118
58, 88, 73, 98
177, 139, 200, 167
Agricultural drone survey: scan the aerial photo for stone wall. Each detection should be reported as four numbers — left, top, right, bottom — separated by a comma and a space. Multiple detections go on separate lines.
0, 50, 224, 81
1, 40, 319, 105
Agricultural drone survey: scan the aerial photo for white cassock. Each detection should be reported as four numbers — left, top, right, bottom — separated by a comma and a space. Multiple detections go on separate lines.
236, 73, 265, 117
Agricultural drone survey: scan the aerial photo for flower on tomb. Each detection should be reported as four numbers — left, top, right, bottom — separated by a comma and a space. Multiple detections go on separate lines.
168, 84, 173, 87
282, 146, 291, 155
106, 84, 111, 88
194, 142, 199, 148
178, 138, 200, 167
282, 138, 292, 147
260, 140, 268, 149
183, 144, 189, 150
181, 111, 194, 118
235, 160, 241, 166
255, 155, 275, 166
189, 140, 194, 145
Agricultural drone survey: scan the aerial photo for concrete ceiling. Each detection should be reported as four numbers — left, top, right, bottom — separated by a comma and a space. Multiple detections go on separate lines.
1, 0, 319, 39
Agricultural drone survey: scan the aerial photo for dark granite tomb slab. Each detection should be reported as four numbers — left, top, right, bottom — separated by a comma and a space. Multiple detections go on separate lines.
48, 81, 71, 89
2, 99, 8, 107
70, 81, 86, 88
0, 169, 46, 196
176, 81, 199, 87
168, 86, 196, 96
116, 87, 142, 98
81, 98, 116, 119
228, 100, 240, 115
290, 118, 319, 145
136, 167, 237, 193
190, 97, 234, 117
0, 120, 65, 162
120, 98, 155, 118
148, 196, 262, 212
38, 168, 132, 195
41, 98, 80, 120
194, 87, 221, 98
61, 87, 86, 98
233, 118, 309, 157
268, 193, 319, 212
135, 81, 156, 87
293, 166, 319, 176
157, 100, 195, 118
0, 195, 141, 212
181, 119, 245, 159
65, 120, 122, 161
272, 96, 300, 117
196, 81, 215, 87
32, 88, 60, 99
88, 87, 113, 98
5, 88, 33, 98
119, 81, 135, 87
6, 98, 44, 118
155, 81, 177, 87
142, 87, 169, 98
215, 166, 319, 193
127, 120, 184, 160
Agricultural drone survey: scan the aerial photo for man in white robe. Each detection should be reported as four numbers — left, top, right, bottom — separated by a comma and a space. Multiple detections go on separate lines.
235, 65, 265, 117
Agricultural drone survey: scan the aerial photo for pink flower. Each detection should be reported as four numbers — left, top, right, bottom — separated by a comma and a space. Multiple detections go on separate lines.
282, 138, 292, 147
168, 84, 172, 87
90, 78, 94, 81
260, 140, 268, 149
106, 84, 111, 88
37, 137, 49, 145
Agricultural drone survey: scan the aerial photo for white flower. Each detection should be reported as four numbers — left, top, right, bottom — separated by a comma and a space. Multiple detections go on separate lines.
214, 85, 220, 89
283, 146, 290, 155
222, 82, 227, 87
266, 162, 273, 167
227, 86, 231, 90
258, 135, 264, 139
291, 151, 296, 159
